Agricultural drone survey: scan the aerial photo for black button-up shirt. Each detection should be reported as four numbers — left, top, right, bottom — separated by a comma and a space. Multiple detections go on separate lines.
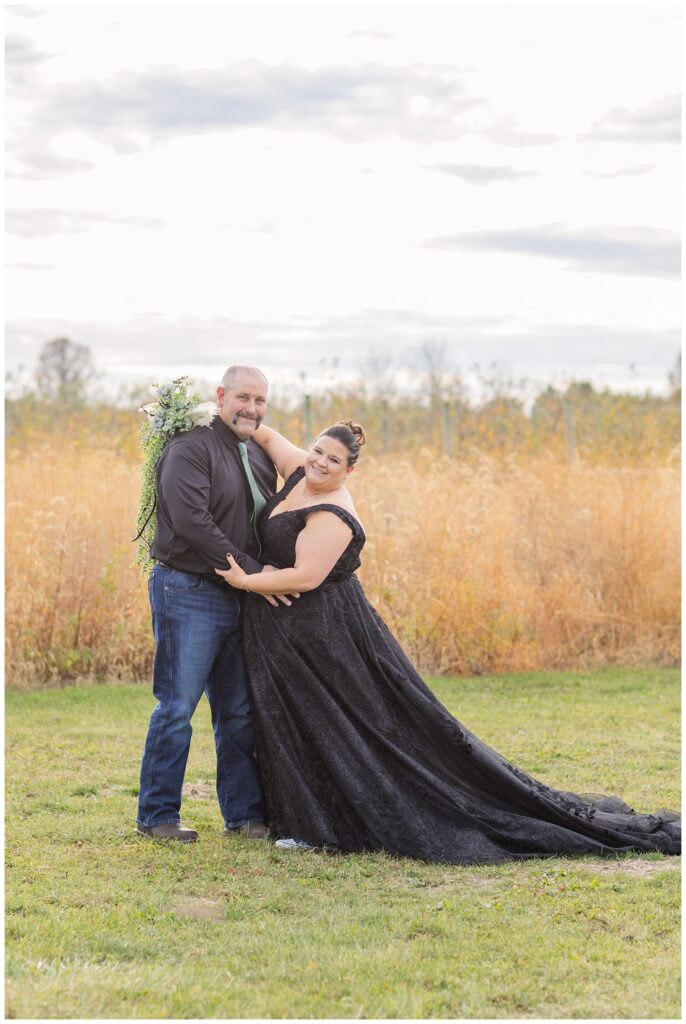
150, 416, 277, 575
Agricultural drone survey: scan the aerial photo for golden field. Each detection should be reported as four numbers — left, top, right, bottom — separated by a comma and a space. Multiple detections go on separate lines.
5, 435, 680, 687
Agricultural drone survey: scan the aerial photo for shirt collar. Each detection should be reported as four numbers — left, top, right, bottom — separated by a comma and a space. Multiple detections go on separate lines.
211, 414, 243, 449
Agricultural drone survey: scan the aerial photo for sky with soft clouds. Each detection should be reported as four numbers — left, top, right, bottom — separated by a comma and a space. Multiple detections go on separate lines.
5, 1, 681, 400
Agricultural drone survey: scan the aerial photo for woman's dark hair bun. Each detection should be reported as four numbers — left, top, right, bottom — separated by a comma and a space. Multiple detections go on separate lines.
319, 419, 367, 465
337, 420, 366, 447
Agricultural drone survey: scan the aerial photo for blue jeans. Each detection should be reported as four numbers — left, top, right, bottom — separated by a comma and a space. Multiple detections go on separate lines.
137, 565, 264, 829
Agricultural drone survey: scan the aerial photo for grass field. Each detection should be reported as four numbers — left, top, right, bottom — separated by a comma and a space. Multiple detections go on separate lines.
5, 669, 680, 1019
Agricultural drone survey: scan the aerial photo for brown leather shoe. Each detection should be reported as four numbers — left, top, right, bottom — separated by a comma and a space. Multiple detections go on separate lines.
136, 822, 198, 843
223, 821, 270, 840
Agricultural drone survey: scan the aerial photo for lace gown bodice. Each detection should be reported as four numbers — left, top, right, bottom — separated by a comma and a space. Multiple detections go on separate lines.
258, 466, 365, 582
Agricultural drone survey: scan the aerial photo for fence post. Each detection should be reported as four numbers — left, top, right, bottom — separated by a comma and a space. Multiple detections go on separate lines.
303, 393, 312, 445
442, 400, 452, 457
561, 397, 576, 462
381, 399, 390, 453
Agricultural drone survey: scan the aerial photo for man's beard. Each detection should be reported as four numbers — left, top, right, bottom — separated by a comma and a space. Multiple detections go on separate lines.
232, 412, 262, 430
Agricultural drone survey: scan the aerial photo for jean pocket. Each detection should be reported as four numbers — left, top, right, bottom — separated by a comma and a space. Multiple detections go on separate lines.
164, 569, 204, 590
224, 587, 242, 620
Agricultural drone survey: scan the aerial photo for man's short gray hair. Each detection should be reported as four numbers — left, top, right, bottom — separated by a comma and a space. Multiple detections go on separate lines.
221, 365, 269, 390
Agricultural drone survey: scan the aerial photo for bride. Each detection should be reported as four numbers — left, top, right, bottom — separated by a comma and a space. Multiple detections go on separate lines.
215, 420, 680, 863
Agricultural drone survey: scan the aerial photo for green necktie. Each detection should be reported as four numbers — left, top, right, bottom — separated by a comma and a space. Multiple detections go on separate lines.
238, 441, 268, 553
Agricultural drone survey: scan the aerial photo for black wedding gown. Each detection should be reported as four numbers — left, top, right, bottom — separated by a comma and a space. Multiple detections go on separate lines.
241, 468, 680, 864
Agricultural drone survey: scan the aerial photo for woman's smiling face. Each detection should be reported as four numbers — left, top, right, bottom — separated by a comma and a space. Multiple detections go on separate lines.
304, 434, 353, 489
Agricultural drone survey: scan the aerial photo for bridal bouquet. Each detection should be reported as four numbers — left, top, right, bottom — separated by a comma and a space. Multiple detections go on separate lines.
135, 376, 216, 570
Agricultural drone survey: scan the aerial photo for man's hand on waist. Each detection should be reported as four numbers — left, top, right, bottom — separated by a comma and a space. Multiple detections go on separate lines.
213, 558, 301, 608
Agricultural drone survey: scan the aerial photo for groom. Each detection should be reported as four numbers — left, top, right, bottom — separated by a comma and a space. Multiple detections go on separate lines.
136, 364, 286, 843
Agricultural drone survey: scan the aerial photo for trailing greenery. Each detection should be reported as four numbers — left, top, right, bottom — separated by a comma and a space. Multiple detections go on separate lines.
134, 377, 215, 570
5, 669, 680, 1019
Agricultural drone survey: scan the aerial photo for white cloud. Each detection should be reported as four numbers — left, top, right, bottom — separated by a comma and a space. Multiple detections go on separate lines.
424, 224, 680, 278
425, 163, 538, 185
583, 95, 680, 144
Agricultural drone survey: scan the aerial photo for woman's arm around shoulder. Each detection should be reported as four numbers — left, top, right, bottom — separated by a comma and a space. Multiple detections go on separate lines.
251, 425, 307, 481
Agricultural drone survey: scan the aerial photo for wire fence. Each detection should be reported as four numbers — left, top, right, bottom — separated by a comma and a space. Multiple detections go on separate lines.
5, 382, 680, 465
265, 388, 680, 465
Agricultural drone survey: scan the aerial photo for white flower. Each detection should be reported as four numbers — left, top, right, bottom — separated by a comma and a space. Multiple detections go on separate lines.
189, 402, 217, 428
139, 402, 158, 419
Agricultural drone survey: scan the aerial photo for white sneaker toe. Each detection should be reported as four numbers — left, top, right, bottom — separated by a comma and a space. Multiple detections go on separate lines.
275, 837, 316, 850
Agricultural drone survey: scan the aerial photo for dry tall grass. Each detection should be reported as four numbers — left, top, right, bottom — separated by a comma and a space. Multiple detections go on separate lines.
6, 441, 151, 687
355, 453, 680, 674
5, 440, 680, 687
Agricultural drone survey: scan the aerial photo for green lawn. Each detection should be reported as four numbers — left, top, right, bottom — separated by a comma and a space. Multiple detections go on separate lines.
5, 669, 681, 1019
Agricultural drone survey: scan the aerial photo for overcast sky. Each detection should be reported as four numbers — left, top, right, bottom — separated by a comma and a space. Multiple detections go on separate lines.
5, 1, 681, 401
